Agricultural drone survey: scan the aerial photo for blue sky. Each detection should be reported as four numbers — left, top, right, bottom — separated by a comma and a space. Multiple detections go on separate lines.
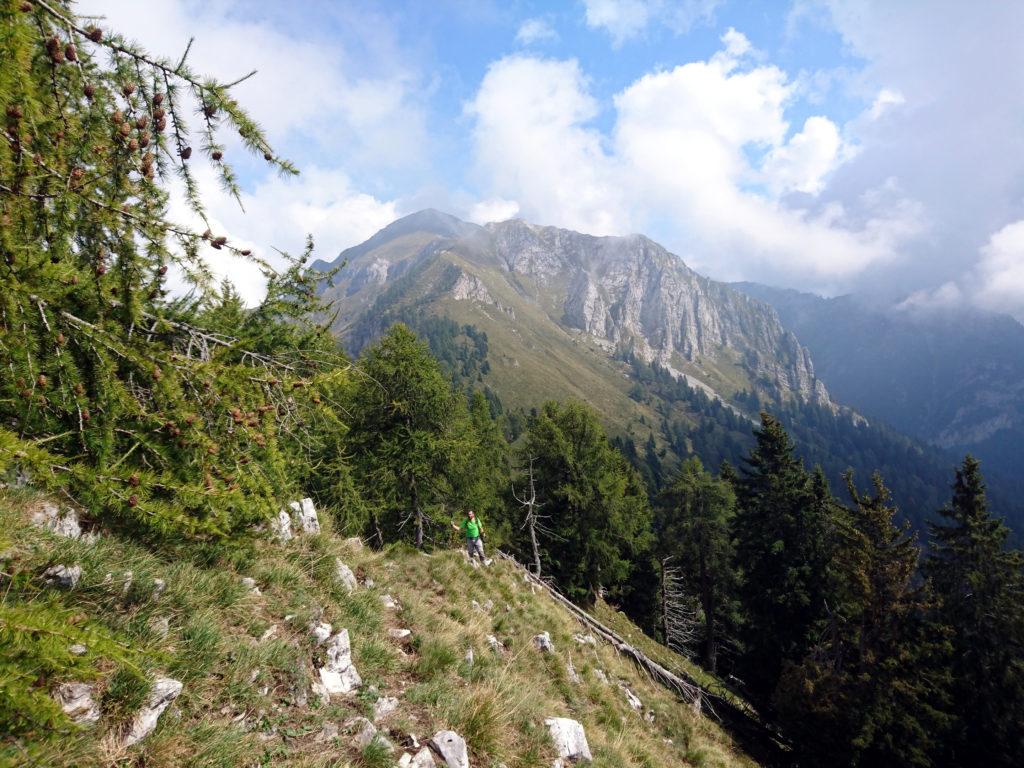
83, 1, 1024, 321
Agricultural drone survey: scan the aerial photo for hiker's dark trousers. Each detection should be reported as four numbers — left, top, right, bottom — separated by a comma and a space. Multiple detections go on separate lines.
467, 536, 485, 560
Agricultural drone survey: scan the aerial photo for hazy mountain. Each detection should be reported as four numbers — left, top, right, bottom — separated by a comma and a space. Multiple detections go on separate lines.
733, 283, 1024, 483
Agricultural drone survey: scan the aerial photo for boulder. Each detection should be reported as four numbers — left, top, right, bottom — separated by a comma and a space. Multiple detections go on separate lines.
350, 716, 380, 750
463, 647, 474, 667
544, 717, 592, 762
373, 695, 400, 721
290, 497, 320, 534
241, 576, 261, 595
412, 747, 438, 767
388, 628, 412, 640
565, 656, 580, 684
54, 682, 100, 724
318, 628, 361, 695
151, 578, 166, 600
271, 508, 293, 542
44, 564, 81, 589
593, 669, 608, 683
311, 621, 333, 643
150, 616, 170, 639
533, 632, 554, 653
572, 633, 597, 647
486, 635, 505, 655
32, 502, 81, 538
123, 677, 183, 746
380, 594, 399, 610
316, 722, 339, 742
334, 559, 358, 593
343, 536, 365, 551
430, 730, 470, 768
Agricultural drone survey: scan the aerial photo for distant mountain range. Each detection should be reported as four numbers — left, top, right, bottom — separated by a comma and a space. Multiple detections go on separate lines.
733, 283, 1024, 485
314, 210, 1023, 532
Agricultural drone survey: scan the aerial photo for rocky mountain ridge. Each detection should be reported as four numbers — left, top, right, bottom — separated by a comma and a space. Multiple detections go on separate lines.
318, 210, 830, 409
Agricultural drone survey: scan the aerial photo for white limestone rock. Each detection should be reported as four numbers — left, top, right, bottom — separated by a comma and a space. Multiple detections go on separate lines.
389, 628, 412, 641
572, 633, 597, 647
463, 647, 474, 667
412, 747, 438, 767
350, 716, 380, 750
487, 635, 505, 655
430, 730, 470, 768
334, 559, 358, 593
54, 682, 100, 724
150, 616, 170, 639
151, 578, 166, 600
311, 621, 333, 643
68, 643, 87, 656
565, 656, 580, 684
32, 502, 81, 539
373, 695, 400, 721
44, 563, 81, 589
241, 576, 261, 595
619, 684, 643, 711
290, 497, 320, 534
318, 628, 361, 695
533, 632, 554, 653
380, 594, 398, 610
544, 717, 592, 763
123, 677, 182, 747
271, 508, 293, 542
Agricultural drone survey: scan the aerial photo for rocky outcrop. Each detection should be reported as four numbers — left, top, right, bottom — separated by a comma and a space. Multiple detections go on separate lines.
123, 677, 182, 746
430, 730, 470, 768
315, 626, 361, 695
545, 717, 592, 763
335, 559, 358, 593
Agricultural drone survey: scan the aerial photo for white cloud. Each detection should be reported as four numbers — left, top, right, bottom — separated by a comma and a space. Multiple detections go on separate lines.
165, 167, 399, 304
468, 31, 915, 285
516, 17, 558, 45
583, 0, 721, 46
466, 55, 627, 236
469, 198, 521, 224
975, 221, 1024, 318
868, 88, 905, 120
763, 116, 846, 195
896, 281, 964, 313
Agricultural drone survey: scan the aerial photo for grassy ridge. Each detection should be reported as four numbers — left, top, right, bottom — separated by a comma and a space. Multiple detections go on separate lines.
1, 489, 755, 767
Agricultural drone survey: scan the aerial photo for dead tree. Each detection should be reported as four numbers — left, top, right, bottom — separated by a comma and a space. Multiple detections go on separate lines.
512, 456, 544, 577
660, 556, 699, 656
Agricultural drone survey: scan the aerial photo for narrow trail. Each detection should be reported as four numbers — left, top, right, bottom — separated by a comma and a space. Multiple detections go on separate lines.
496, 550, 792, 766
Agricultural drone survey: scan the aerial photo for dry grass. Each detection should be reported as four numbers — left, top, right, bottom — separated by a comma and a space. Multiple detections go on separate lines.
1, 488, 757, 767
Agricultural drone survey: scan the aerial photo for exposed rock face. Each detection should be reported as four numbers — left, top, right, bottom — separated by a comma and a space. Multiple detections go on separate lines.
54, 682, 100, 724
451, 271, 494, 304
430, 730, 470, 768
123, 677, 182, 746
545, 717, 592, 762
488, 220, 830, 404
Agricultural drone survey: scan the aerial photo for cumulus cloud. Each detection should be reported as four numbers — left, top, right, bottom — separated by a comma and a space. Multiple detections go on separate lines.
468, 30, 920, 285
583, 0, 721, 45
516, 18, 558, 45
469, 198, 521, 224
975, 221, 1024, 318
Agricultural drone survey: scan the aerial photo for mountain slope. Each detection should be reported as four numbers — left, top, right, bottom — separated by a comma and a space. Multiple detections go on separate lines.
1, 488, 759, 767
732, 283, 1024, 486
321, 212, 830, 415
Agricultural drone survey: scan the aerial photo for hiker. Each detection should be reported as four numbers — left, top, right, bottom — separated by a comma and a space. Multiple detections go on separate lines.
452, 510, 488, 564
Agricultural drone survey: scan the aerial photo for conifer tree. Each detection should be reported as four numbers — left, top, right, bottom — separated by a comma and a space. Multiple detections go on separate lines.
926, 456, 1024, 766
776, 473, 951, 767
0, 0, 334, 540
655, 457, 738, 672
733, 413, 832, 703
523, 400, 651, 604
344, 324, 471, 548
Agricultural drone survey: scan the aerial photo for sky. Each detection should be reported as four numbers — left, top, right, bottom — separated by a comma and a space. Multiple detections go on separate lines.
78, 0, 1024, 321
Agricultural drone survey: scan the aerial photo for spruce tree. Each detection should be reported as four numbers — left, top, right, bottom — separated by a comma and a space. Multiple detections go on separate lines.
656, 457, 739, 672
733, 413, 832, 703
523, 400, 651, 604
776, 473, 951, 767
926, 456, 1024, 766
344, 324, 471, 548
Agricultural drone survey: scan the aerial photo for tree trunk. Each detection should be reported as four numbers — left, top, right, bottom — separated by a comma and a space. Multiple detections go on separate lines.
661, 557, 670, 646
529, 510, 542, 577
410, 474, 423, 549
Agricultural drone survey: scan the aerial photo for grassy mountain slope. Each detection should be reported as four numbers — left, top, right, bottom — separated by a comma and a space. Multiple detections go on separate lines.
1, 488, 757, 768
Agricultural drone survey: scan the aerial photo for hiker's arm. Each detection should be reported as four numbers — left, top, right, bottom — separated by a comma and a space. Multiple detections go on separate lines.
451, 520, 460, 532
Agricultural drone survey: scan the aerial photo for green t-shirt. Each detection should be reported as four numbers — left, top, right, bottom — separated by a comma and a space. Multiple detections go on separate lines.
460, 517, 482, 539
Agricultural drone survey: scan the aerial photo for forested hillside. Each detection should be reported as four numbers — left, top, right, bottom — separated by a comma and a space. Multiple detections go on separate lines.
2, 3, 1022, 768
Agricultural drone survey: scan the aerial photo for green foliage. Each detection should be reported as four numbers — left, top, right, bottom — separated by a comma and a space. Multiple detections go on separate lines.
775, 473, 952, 767
655, 458, 739, 672
732, 414, 834, 704
0, 0, 343, 541
925, 456, 1024, 766
521, 400, 652, 604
